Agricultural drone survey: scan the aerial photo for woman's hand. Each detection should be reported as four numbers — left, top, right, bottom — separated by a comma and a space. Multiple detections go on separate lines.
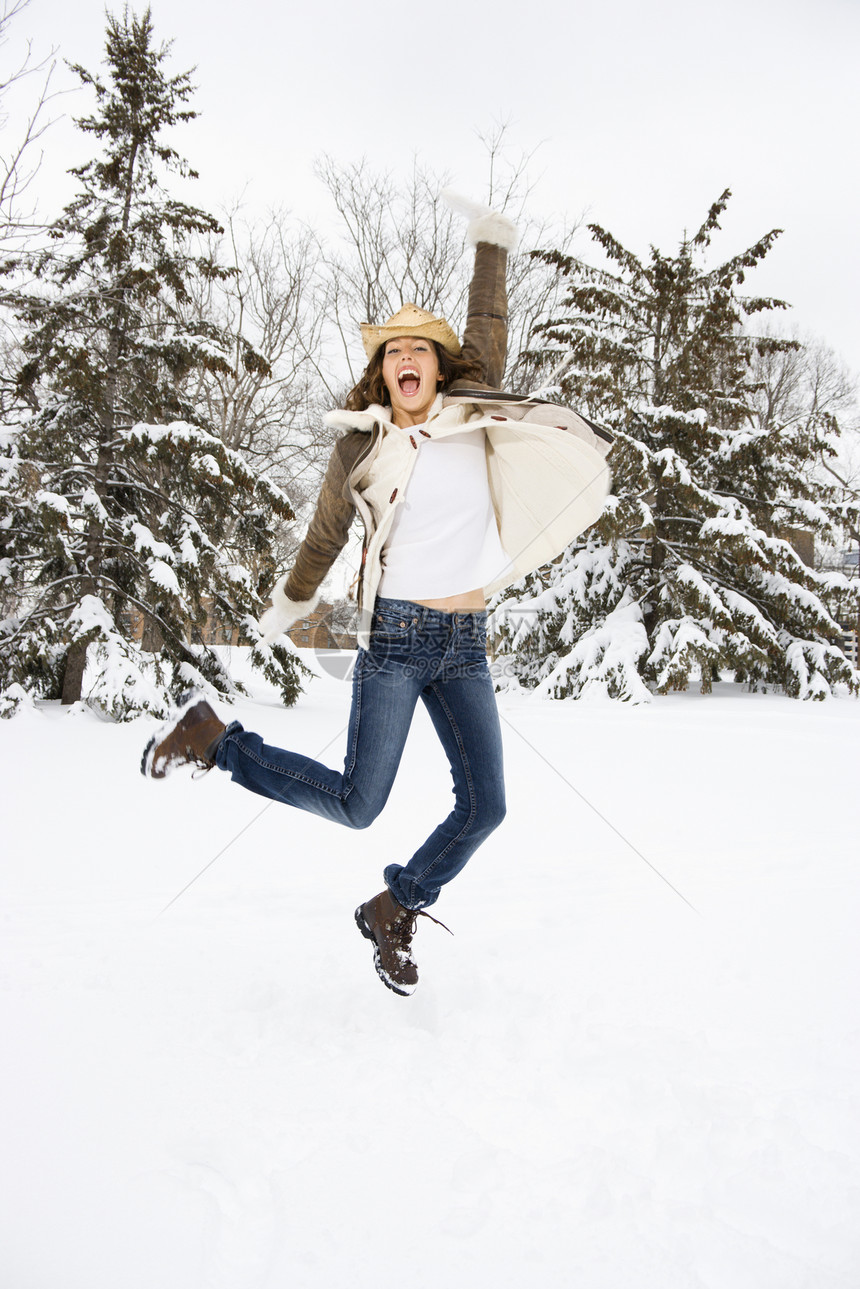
257, 574, 320, 644
441, 188, 519, 251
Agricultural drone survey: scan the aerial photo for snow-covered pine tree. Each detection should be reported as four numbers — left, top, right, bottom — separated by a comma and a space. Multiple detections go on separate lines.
491, 190, 859, 701
0, 8, 309, 718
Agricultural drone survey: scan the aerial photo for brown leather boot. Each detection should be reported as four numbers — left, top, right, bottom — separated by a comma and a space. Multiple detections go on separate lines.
355, 889, 421, 996
141, 692, 226, 779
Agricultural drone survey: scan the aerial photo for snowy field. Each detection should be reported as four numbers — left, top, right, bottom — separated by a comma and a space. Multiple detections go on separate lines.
2, 649, 859, 1289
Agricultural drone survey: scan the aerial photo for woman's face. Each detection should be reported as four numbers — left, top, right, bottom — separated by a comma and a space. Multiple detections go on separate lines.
381, 336, 442, 427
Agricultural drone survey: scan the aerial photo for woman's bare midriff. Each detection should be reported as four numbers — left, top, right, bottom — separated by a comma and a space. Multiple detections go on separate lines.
411, 589, 486, 613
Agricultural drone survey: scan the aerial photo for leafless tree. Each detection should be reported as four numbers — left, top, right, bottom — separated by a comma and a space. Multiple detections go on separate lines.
189, 210, 331, 468
0, 0, 60, 420
180, 207, 339, 573
0, 0, 58, 243
750, 329, 860, 567
751, 331, 855, 436
315, 126, 583, 394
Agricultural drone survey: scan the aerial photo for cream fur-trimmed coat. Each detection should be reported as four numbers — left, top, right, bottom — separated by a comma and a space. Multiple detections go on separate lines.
260, 233, 612, 649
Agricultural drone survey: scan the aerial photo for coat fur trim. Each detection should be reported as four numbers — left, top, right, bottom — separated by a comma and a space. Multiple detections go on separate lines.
325, 394, 445, 435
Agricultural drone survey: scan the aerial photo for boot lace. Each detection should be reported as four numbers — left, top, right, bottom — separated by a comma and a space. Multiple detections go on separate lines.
187, 746, 216, 779
394, 907, 453, 950
419, 909, 453, 936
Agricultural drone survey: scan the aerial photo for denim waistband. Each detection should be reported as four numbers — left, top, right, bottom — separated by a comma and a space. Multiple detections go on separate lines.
374, 597, 488, 629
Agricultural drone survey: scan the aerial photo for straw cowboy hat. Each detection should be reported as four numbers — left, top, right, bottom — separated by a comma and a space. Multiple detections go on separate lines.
360, 303, 461, 361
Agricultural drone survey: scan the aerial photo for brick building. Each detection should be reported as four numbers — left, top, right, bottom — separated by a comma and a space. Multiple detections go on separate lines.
118, 599, 356, 651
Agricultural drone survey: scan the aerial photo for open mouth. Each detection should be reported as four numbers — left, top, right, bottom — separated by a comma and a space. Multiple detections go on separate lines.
397, 367, 421, 397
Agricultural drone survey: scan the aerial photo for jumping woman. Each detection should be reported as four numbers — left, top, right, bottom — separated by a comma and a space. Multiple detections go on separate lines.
142, 196, 611, 995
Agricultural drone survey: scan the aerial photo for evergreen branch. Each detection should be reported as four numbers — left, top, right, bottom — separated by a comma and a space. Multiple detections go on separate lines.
690, 188, 732, 249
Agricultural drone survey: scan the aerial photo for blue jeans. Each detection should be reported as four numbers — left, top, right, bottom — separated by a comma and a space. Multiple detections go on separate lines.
215, 599, 506, 909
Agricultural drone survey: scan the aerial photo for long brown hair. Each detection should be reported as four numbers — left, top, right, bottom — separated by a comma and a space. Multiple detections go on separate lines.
344, 340, 482, 412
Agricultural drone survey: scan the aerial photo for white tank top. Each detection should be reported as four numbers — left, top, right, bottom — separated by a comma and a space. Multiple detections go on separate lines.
378, 424, 512, 600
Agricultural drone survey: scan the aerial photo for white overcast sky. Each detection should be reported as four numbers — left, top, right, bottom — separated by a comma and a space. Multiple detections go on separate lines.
6, 0, 860, 371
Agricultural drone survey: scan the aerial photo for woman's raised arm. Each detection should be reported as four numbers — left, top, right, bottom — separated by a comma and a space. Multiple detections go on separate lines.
443, 193, 518, 391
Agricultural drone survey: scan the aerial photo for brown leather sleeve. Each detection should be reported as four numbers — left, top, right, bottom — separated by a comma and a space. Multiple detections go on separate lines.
458, 240, 509, 390
282, 433, 365, 603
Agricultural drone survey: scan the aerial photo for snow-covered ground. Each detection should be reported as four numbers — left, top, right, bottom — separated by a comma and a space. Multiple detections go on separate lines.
2, 651, 859, 1289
